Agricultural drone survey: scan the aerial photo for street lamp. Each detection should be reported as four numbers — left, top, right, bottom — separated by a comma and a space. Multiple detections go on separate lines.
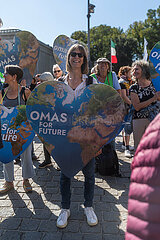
87, 0, 95, 69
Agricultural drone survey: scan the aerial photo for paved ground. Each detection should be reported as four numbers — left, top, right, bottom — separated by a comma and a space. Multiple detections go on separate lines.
0, 133, 133, 240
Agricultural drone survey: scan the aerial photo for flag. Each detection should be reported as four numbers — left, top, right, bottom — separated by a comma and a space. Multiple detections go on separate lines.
111, 40, 117, 63
143, 37, 148, 61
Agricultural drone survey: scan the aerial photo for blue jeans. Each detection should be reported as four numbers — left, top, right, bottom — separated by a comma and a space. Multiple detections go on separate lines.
60, 158, 95, 209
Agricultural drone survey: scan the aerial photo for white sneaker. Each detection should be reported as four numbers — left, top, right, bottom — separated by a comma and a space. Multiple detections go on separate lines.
129, 146, 134, 151
125, 149, 132, 158
56, 209, 70, 228
84, 207, 98, 226
121, 144, 126, 150
122, 145, 134, 151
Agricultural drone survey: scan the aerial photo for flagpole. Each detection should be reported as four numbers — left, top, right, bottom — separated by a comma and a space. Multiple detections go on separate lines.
110, 39, 112, 71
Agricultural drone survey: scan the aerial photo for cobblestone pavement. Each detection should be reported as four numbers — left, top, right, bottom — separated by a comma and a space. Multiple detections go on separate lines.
0, 133, 133, 240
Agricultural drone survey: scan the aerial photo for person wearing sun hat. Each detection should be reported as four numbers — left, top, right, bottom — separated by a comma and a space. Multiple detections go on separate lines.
91, 57, 121, 94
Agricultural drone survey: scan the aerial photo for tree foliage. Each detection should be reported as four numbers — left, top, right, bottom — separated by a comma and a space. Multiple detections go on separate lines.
71, 5, 160, 72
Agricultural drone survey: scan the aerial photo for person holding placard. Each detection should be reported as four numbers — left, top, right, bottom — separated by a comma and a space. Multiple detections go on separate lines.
130, 60, 160, 150
0, 65, 35, 194
56, 43, 98, 229
0, 118, 3, 149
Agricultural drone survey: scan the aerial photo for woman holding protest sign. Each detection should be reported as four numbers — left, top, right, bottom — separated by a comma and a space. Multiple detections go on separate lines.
0, 120, 3, 149
0, 65, 35, 194
56, 43, 98, 228
130, 60, 160, 150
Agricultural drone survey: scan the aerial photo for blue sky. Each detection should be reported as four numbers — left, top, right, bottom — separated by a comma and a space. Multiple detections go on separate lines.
1, 0, 160, 47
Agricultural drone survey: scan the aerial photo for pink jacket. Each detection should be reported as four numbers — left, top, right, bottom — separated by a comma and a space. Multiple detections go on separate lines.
125, 113, 160, 240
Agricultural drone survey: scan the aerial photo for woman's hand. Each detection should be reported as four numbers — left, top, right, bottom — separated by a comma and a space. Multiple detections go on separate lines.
24, 88, 31, 100
155, 91, 160, 101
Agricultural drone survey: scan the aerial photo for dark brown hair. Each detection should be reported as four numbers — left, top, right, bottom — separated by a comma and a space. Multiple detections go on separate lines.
5, 65, 23, 82
118, 66, 131, 78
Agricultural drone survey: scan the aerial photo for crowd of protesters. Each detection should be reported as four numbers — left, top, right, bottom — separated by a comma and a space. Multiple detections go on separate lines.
0, 44, 160, 231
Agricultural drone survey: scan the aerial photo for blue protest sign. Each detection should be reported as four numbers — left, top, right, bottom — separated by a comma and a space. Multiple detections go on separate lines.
0, 31, 40, 86
53, 35, 87, 74
0, 105, 35, 163
149, 41, 160, 91
26, 81, 125, 178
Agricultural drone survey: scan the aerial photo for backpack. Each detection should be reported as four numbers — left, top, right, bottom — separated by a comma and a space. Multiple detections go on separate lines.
86, 76, 121, 177
95, 143, 121, 177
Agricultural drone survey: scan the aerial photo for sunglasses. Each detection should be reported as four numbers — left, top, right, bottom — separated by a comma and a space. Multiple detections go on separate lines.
70, 52, 84, 58
54, 70, 61, 73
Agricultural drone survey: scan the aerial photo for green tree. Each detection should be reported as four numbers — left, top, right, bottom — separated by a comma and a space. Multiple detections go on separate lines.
143, 6, 160, 50
113, 36, 139, 73
71, 31, 87, 44
70, 5, 160, 72
126, 21, 145, 58
126, 5, 160, 57
72, 24, 123, 68
90, 25, 123, 64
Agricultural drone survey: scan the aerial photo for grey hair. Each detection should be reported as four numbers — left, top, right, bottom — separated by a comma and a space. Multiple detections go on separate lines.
52, 64, 61, 73
132, 60, 151, 80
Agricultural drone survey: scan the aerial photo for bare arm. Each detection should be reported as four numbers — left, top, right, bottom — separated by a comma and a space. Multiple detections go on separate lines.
24, 88, 31, 100
121, 89, 131, 105
0, 91, 2, 104
130, 92, 158, 111
156, 91, 160, 101
117, 89, 121, 96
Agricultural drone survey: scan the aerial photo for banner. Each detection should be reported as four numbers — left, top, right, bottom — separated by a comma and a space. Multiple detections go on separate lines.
53, 35, 87, 73
26, 81, 126, 177
149, 41, 160, 91
0, 105, 35, 163
0, 31, 40, 86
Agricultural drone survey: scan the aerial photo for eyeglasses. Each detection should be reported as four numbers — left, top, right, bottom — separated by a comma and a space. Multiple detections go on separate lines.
70, 52, 84, 58
54, 70, 61, 73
